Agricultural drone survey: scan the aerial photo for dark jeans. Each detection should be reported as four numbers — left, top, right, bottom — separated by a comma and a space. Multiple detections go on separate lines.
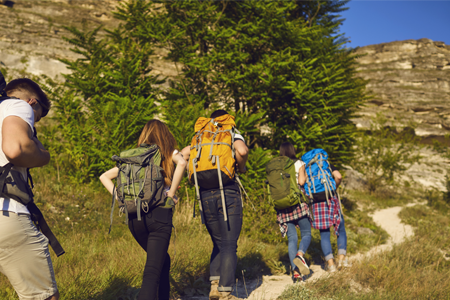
201, 189, 243, 292
128, 206, 173, 300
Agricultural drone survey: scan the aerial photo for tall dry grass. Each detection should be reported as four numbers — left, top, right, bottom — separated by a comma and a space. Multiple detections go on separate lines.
0, 167, 289, 299
0, 166, 392, 299
282, 203, 450, 300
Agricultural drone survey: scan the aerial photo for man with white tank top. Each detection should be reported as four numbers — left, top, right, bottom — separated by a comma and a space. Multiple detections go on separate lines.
0, 77, 59, 300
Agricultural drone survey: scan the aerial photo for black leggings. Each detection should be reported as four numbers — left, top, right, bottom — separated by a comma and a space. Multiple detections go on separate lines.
128, 207, 173, 300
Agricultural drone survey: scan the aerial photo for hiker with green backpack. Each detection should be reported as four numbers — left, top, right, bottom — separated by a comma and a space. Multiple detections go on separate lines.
265, 142, 312, 283
100, 119, 186, 300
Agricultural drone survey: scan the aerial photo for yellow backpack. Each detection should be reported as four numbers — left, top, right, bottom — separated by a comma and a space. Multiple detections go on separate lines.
189, 114, 239, 221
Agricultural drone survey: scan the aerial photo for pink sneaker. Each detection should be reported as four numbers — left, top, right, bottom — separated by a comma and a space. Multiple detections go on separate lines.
292, 272, 303, 283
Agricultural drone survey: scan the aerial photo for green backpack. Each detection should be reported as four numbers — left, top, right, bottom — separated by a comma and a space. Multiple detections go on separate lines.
109, 144, 171, 231
265, 156, 309, 210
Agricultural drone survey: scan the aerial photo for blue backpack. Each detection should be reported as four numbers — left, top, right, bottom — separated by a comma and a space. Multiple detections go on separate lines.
301, 149, 337, 205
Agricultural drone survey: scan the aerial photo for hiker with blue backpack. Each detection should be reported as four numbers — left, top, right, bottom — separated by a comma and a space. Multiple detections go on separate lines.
100, 119, 186, 300
301, 149, 348, 272
275, 142, 312, 282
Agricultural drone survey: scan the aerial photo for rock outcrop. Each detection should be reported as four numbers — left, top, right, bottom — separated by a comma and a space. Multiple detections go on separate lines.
352, 39, 450, 138
0, 0, 119, 79
2, 2, 450, 140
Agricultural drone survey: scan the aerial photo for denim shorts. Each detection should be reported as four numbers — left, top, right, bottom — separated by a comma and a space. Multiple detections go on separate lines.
0, 211, 58, 300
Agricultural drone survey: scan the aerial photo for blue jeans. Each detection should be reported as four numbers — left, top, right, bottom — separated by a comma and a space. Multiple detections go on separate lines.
319, 213, 347, 261
286, 216, 312, 271
201, 189, 242, 292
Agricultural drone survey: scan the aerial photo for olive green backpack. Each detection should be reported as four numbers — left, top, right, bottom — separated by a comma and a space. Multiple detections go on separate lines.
109, 144, 173, 232
265, 156, 309, 210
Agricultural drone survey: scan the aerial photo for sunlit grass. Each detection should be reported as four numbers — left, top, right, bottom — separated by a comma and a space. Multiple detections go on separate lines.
0, 165, 392, 299
284, 201, 450, 300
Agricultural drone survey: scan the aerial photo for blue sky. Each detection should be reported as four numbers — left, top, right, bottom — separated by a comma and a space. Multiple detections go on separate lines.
339, 1, 450, 48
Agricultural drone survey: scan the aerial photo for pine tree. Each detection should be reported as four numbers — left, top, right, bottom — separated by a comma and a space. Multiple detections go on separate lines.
43, 0, 366, 181
43, 4, 163, 181
132, 0, 366, 165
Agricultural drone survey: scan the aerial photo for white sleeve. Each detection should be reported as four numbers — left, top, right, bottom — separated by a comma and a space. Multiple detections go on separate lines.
234, 132, 245, 143
3, 100, 35, 132
294, 160, 305, 174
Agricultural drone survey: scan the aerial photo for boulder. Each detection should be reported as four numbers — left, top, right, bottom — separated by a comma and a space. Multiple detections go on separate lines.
342, 168, 367, 191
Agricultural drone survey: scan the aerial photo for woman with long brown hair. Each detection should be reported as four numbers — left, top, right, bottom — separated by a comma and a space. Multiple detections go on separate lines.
100, 120, 186, 300
277, 142, 312, 283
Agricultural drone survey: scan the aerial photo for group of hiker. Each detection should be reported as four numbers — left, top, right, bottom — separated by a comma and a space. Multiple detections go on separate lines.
0, 74, 348, 300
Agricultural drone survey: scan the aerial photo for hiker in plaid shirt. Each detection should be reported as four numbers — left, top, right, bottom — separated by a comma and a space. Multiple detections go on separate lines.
276, 143, 312, 282
304, 161, 349, 272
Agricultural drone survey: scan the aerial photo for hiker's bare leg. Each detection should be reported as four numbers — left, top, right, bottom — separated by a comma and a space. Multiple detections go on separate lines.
45, 291, 59, 300
338, 254, 345, 261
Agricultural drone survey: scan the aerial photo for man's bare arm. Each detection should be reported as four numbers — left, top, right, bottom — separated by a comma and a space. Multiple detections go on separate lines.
2, 116, 50, 168
234, 140, 248, 173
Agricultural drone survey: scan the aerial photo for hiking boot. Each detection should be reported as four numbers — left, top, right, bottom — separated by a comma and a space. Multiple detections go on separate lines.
218, 291, 242, 300
337, 257, 352, 268
292, 272, 303, 283
293, 255, 310, 275
327, 264, 337, 273
209, 280, 220, 300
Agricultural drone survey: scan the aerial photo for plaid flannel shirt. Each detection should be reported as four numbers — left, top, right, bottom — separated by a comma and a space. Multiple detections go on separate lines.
276, 187, 311, 238
311, 195, 342, 236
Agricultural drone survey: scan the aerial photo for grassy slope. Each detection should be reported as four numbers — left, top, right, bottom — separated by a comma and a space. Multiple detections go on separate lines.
279, 190, 450, 300
0, 164, 389, 300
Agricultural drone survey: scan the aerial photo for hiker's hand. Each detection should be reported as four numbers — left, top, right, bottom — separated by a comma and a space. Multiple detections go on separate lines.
167, 193, 179, 204
236, 163, 247, 174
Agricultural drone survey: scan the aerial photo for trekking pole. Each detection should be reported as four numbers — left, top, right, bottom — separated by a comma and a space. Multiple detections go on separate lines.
235, 174, 255, 210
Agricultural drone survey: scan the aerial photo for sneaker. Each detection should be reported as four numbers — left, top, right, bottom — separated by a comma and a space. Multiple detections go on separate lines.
293, 255, 310, 275
210, 280, 220, 300
292, 272, 303, 283
327, 264, 337, 273
337, 257, 352, 268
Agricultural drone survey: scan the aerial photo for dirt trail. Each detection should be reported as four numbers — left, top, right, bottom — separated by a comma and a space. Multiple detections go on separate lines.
183, 204, 417, 300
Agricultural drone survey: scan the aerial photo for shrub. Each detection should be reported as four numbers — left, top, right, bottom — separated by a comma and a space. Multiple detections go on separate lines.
41, 9, 163, 181
444, 170, 450, 205
354, 113, 422, 193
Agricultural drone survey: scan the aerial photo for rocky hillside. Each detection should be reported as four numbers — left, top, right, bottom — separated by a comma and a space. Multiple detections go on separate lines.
0, 0, 119, 79
1, 1, 450, 141
352, 39, 450, 139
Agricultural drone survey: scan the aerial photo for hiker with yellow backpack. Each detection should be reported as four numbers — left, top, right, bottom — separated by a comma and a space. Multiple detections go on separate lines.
181, 109, 248, 300
100, 120, 186, 300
